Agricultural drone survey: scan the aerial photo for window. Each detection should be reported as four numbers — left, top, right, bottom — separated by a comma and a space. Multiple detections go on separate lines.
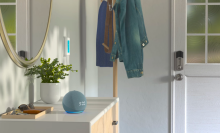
0, 0, 16, 51
187, 0, 220, 63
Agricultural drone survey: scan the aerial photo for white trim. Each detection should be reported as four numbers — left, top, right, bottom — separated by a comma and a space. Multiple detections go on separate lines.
185, 1, 187, 131
186, 63, 220, 65
185, 1, 187, 65
171, 0, 175, 132
26, 0, 30, 59
187, 3, 220, 5
187, 33, 220, 36
7, 33, 16, 36
0, 3, 16, 5
205, 0, 208, 63
173, 0, 188, 131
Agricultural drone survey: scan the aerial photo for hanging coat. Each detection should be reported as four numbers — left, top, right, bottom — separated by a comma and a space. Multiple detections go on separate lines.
96, 1, 113, 67
110, 0, 149, 78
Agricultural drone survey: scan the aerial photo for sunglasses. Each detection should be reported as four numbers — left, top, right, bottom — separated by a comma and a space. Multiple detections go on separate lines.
18, 103, 35, 111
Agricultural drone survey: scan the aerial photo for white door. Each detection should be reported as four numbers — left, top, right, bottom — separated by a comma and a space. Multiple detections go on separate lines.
172, 0, 220, 133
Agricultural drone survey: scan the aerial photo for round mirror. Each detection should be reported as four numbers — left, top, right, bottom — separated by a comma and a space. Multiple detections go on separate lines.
0, 0, 52, 67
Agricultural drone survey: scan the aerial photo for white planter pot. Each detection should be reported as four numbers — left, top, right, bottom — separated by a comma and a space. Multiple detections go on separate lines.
40, 83, 60, 104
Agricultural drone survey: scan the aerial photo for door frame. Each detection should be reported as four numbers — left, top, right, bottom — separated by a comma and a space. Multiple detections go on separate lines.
171, 0, 190, 132
171, 0, 177, 133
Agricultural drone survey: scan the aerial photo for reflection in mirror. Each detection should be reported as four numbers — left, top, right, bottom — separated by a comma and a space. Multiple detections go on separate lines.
188, 0, 205, 3
0, 4, 16, 50
0, 0, 52, 67
209, 0, 220, 2
30, 0, 51, 60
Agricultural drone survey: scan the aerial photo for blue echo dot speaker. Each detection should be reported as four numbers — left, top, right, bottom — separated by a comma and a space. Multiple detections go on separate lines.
62, 91, 87, 114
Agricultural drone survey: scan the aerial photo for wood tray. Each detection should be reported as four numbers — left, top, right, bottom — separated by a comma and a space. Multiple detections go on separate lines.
1, 106, 54, 119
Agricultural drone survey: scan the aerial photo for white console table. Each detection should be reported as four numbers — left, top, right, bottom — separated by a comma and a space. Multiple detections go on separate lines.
0, 97, 119, 133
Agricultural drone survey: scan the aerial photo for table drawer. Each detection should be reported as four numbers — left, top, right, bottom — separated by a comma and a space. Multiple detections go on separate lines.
91, 102, 119, 133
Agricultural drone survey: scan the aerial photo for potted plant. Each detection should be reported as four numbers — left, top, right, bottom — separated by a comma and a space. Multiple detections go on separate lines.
25, 58, 78, 104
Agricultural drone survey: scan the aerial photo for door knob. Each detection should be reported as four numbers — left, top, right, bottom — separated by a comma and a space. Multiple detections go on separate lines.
175, 74, 183, 81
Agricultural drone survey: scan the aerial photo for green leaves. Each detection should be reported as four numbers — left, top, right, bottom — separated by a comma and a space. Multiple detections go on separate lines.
25, 58, 78, 83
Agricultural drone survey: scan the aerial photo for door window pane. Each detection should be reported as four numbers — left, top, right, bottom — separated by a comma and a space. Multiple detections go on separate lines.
0, 0, 15, 2
187, 36, 205, 63
187, 5, 205, 33
8, 36, 16, 51
0, 5, 16, 33
209, 0, 220, 2
208, 5, 220, 33
188, 0, 205, 3
208, 36, 220, 63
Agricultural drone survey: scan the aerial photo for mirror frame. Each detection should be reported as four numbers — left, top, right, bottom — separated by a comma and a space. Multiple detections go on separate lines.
0, 0, 53, 68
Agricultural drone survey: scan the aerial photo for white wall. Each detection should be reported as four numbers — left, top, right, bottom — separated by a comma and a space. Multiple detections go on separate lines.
80, 0, 99, 97
98, 0, 171, 133
33, 0, 85, 98
0, 0, 99, 114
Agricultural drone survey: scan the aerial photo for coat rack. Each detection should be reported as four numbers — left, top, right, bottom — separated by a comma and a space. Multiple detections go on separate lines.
112, 0, 117, 97
101, 0, 117, 97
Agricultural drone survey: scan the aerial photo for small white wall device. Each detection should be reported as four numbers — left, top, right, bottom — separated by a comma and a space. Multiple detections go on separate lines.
65, 37, 70, 55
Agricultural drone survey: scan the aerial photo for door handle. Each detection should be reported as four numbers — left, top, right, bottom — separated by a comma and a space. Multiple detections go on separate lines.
175, 74, 183, 81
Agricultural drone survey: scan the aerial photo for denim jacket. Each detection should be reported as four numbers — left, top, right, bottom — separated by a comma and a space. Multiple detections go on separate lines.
110, 0, 149, 78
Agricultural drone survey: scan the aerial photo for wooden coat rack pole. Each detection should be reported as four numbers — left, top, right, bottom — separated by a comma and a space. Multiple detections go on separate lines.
112, 0, 118, 97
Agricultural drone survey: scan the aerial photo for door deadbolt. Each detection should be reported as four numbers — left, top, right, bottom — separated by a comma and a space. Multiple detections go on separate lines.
175, 51, 183, 71
175, 74, 183, 81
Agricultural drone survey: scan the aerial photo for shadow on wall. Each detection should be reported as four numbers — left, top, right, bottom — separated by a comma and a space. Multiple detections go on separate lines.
0, 21, 69, 115
0, 39, 29, 114
41, 26, 69, 96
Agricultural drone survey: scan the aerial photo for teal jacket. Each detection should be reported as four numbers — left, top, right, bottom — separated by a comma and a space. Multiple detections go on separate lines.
110, 0, 149, 78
